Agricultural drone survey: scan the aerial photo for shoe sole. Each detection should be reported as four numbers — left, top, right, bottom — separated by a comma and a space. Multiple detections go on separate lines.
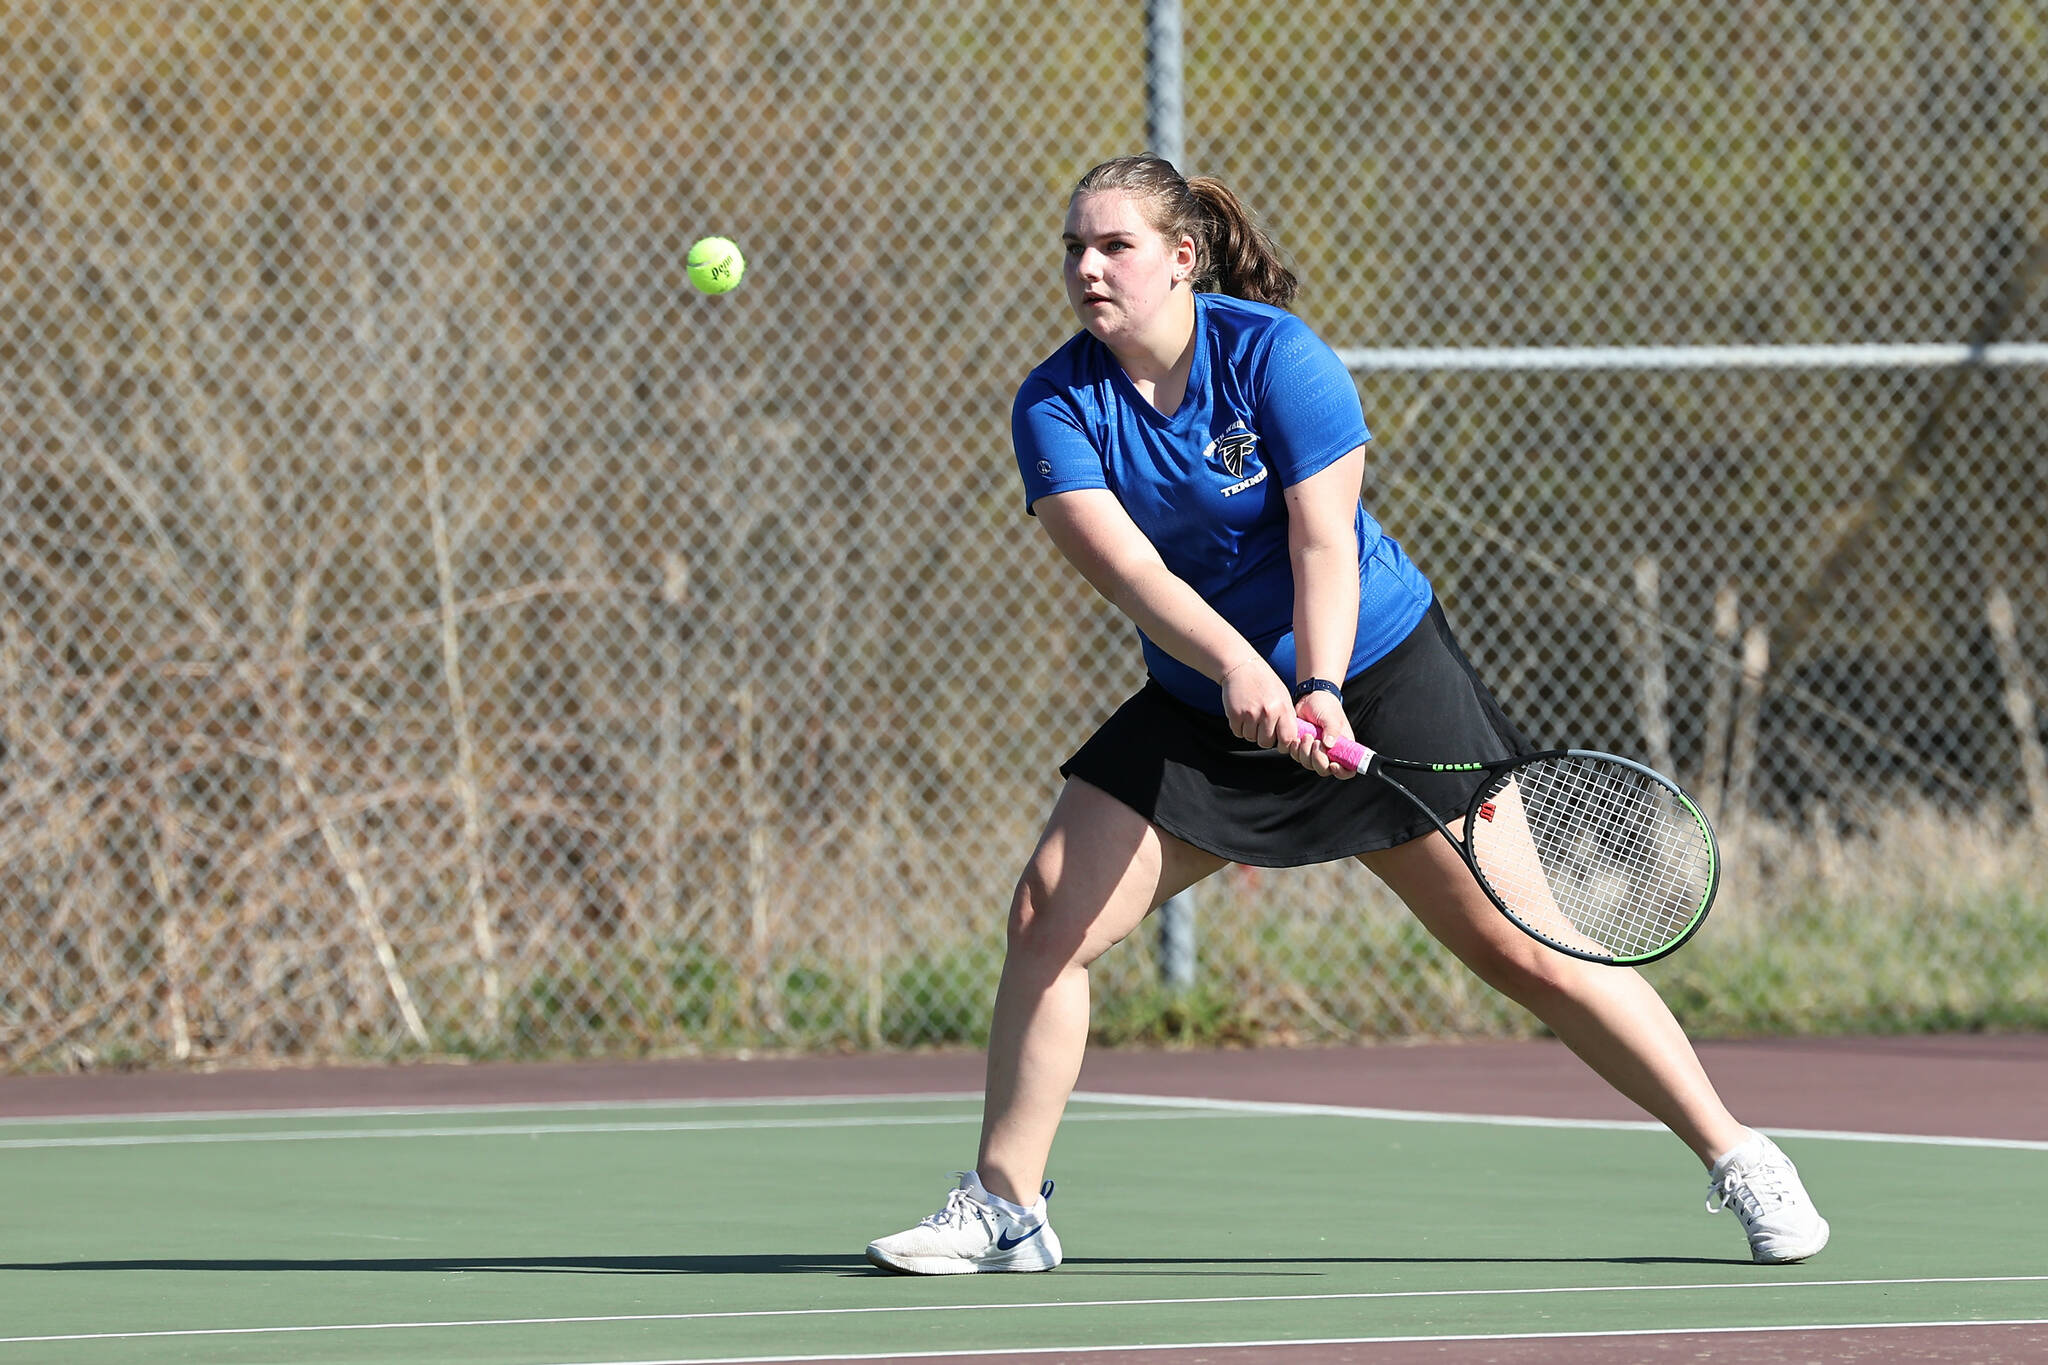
1752, 1217, 1831, 1264
864, 1243, 1062, 1275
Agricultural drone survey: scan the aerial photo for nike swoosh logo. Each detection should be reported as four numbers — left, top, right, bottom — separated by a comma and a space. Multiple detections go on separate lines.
995, 1225, 1044, 1251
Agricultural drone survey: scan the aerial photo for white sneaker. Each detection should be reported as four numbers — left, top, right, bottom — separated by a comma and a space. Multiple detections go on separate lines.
1707, 1131, 1831, 1264
865, 1172, 1062, 1275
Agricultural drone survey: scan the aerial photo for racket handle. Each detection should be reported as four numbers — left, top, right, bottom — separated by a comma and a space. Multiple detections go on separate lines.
1293, 718, 1370, 773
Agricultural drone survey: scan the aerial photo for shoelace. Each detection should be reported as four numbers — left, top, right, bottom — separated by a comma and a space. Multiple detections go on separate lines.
921, 1181, 995, 1233
1706, 1160, 1792, 1220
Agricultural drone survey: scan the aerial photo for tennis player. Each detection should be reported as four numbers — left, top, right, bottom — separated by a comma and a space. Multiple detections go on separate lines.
865, 156, 1828, 1274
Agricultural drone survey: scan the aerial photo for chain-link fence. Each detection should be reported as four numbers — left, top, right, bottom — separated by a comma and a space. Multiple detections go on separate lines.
5, 1, 2046, 1070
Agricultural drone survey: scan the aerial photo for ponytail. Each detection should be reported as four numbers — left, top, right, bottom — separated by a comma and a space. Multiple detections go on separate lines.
1185, 176, 1297, 308
1072, 156, 1298, 308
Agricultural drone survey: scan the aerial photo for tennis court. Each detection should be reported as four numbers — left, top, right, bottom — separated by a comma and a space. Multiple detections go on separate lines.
4, 1038, 2044, 1365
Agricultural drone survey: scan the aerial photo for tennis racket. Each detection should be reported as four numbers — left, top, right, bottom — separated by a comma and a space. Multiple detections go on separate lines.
1296, 720, 1719, 965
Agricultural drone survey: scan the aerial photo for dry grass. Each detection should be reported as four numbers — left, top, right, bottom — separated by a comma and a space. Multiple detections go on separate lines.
6, 714, 2044, 1069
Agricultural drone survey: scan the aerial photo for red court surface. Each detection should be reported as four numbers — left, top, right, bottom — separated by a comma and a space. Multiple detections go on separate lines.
6, 1034, 2046, 1141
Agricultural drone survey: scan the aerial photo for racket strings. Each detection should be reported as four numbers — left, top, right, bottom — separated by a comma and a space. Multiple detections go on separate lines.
1468, 756, 1715, 960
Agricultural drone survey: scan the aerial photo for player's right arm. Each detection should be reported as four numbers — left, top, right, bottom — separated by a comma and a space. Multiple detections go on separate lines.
1033, 488, 1299, 751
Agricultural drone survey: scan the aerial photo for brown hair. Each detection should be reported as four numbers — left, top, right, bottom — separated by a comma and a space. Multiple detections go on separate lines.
1072, 156, 1298, 308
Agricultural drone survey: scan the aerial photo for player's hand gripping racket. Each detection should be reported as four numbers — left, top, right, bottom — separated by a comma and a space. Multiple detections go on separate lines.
1296, 721, 1719, 965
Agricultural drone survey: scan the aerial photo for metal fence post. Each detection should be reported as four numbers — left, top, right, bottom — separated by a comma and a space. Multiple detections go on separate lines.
1148, 0, 1198, 994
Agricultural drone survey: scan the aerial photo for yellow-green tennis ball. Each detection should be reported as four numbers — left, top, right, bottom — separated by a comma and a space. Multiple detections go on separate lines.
686, 236, 745, 294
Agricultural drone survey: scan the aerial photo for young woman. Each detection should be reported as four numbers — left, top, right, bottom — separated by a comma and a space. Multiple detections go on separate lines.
865, 156, 1828, 1275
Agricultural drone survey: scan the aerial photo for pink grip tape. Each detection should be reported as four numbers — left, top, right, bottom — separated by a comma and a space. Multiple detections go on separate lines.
1294, 719, 1370, 772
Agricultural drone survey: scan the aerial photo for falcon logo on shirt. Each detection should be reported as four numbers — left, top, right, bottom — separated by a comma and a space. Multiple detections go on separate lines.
1208, 422, 1259, 478
1204, 421, 1267, 496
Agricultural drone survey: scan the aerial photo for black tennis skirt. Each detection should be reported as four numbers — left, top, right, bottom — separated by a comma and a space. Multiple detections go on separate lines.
1059, 601, 1531, 867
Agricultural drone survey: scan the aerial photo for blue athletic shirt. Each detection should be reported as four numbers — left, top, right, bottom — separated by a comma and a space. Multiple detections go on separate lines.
1012, 292, 1433, 715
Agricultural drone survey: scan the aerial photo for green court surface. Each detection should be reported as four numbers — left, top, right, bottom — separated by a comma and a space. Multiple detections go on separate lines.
1, 1093, 2043, 1363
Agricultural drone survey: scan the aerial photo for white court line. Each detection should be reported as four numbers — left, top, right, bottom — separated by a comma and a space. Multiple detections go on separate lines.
8, 1088, 2042, 1151
533, 1318, 2048, 1365
5, 1276, 2044, 1346
1073, 1091, 2048, 1152
6, 1089, 2041, 1151
0, 1092, 987, 1129
0, 1107, 1258, 1150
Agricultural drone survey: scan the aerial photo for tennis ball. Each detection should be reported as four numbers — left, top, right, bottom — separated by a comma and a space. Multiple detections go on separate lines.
686, 236, 746, 294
